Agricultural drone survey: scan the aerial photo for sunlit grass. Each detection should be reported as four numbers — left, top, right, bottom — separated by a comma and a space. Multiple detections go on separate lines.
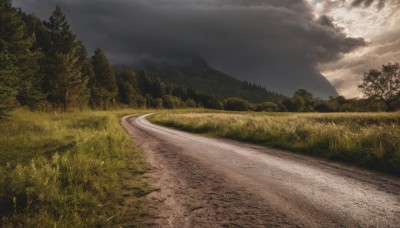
0, 109, 150, 226
150, 112, 400, 175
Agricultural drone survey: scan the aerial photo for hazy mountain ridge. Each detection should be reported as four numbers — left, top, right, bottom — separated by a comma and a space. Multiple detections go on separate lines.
134, 57, 285, 103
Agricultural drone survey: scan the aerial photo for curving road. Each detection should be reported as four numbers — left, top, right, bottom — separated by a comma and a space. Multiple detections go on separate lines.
122, 114, 400, 227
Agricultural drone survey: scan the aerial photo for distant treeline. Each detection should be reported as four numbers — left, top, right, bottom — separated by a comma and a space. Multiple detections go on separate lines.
219, 90, 394, 112
1, 2, 398, 116
0, 3, 280, 114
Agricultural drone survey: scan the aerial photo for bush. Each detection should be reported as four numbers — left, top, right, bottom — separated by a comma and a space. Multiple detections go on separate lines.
315, 103, 333, 112
162, 95, 182, 109
281, 97, 305, 112
256, 102, 278, 112
204, 98, 224, 110
185, 99, 197, 108
224, 98, 251, 111
154, 98, 163, 109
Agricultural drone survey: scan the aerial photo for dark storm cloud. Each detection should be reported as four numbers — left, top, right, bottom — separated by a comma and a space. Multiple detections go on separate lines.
13, 0, 366, 97
351, 0, 386, 9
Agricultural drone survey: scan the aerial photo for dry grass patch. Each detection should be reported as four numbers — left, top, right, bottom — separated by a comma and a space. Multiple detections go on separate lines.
150, 112, 400, 175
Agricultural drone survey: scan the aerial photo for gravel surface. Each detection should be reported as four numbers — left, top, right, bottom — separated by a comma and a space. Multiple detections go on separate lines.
121, 114, 400, 227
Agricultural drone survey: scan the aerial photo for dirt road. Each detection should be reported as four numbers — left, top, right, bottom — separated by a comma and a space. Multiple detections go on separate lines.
121, 114, 400, 227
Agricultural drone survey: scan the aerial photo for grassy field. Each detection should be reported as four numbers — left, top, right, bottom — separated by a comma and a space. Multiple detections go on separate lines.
150, 112, 400, 175
0, 109, 150, 227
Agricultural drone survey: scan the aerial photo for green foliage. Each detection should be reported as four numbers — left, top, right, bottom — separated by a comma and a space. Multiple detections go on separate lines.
40, 6, 88, 111
151, 112, 400, 175
75, 41, 92, 108
184, 98, 197, 108
162, 95, 181, 109
359, 63, 400, 111
314, 103, 333, 112
256, 102, 279, 112
3, 2, 398, 115
0, 40, 18, 118
294, 89, 314, 111
0, 0, 42, 115
44, 6, 76, 54
281, 96, 305, 112
139, 58, 284, 103
91, 48, 118, 109
116, 68, 144, 108
224, 98, 251, 111
170, 85, 223, 109
204, 97, 224, 110
47, 47, 86, 111
154, 98, 164, 109
0, 109, 149, 226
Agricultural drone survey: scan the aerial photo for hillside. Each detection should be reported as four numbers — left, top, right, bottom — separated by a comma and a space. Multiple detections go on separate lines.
136, 57, 284, 103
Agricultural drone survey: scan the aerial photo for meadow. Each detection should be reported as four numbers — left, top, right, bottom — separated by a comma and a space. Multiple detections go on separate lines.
2, 109, 399, 226
150, 112, 400, 175
0, 109, 150, 227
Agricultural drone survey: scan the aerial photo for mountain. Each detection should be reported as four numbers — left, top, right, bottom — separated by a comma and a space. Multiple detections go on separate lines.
134, 57, 284, 103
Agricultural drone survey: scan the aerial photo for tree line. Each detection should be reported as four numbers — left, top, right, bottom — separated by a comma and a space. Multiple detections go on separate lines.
0, 3, 231, 115
1, 1, 399, 117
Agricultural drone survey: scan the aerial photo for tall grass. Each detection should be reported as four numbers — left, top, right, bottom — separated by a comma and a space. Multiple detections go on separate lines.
0, 109, 149, 226
150, 112, 400, 175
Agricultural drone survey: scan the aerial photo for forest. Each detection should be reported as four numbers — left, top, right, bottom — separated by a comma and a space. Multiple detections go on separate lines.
1, 2, 399, 120
0, 3, 281, 117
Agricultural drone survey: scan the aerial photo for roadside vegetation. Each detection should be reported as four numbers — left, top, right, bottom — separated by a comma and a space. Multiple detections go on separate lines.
150, 112, 400, 175
0, 109, 150, 226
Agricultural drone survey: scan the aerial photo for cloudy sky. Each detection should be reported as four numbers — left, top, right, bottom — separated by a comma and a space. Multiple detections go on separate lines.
309, 0, 400, 97
13, 0, 400, 98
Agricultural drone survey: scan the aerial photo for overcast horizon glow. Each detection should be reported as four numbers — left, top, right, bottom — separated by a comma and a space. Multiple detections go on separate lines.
308, 0, 400, 98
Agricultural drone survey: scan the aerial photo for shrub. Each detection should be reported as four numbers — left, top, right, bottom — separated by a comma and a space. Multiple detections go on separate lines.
224, 98, 250, 111
154, 98, 163, 109
162, 95, 182, 109
256, 102, 278, 112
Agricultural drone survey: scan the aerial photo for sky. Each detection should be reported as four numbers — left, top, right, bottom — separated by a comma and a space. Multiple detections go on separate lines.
308, 0, 400, 97
13, 0, 400, 98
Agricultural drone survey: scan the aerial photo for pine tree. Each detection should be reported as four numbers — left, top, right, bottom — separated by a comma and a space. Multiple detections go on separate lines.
47, 47, 84, 111
42, 6, 87, 111
152, 77, 166, 98
16, 14, 45, 108
44, 6, 75, 54
76, 41, 91, 109
91, 48, 117, 109
116, 68, 142, 107
0, 0, 41, 115
0, 40, 18, 117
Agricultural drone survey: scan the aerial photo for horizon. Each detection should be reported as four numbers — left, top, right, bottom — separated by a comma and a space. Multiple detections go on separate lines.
13, 0, 400, 98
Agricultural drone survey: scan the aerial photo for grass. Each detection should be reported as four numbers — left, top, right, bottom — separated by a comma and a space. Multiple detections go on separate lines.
150, 111, 400, 175
0, 108, 150, 227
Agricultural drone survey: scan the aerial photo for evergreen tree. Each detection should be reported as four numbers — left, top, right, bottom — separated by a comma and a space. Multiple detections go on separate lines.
42, 6, 87, 111
17, 13, 45, 108
0, 0, 41, 115
91, 48, 117, 109
116, 68, 141, 106
44, 6, 75, 54
0, 40, 18, 117
152, 77, 166, 98
47, 47, 84, 111
76, 41, 91, 109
